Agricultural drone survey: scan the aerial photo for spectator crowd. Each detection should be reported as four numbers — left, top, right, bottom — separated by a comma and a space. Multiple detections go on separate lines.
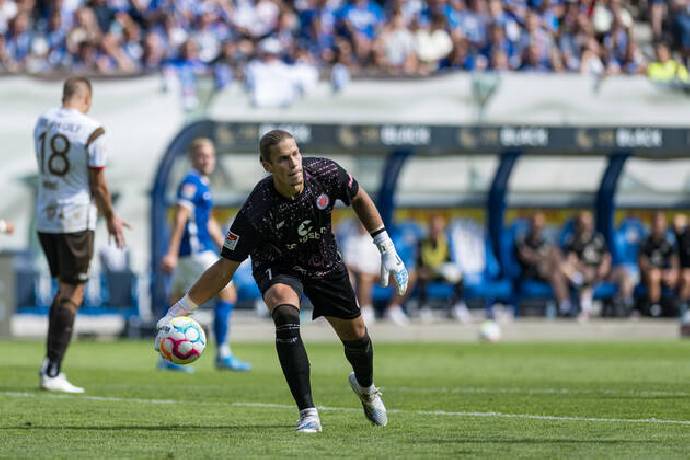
337, 209, 690, 326
0, 0, 689, 80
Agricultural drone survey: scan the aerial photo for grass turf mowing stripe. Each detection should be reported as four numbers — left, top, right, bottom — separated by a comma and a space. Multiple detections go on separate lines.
3, 391, 690, 427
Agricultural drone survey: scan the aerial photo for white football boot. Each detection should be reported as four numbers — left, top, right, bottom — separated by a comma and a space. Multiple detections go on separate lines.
39, 360, 85, 394
348, 372, 388, 427
295, 408, 322, 433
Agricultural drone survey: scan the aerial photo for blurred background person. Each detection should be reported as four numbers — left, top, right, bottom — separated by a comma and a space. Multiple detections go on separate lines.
514, 212, 572, 315
342, 220, 382, 325
160, 138, 250, 372
647, 41, 689, 82
415, 214, 469, 323
562, 211, 634, 320
639, 211, 678, 317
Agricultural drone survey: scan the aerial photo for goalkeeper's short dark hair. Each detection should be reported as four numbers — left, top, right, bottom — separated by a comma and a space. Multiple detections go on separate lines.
259, 130, 294, 163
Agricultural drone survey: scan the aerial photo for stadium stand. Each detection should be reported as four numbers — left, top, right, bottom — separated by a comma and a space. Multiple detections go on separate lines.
1, 0, 689, 80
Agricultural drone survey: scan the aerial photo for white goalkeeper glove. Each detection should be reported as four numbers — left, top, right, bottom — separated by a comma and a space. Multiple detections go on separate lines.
373, 229, 408, 296
154, 294, 198, 352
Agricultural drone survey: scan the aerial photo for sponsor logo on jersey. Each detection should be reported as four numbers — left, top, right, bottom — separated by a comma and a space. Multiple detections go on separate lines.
224, 231, 239, 250
316, 193, 329, 210
182, 184, 196, 199
297, 220, 326, 243
298, 220, 313, 236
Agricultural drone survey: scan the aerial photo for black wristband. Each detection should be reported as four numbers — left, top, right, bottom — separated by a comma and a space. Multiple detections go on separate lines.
370, 227, 386, 237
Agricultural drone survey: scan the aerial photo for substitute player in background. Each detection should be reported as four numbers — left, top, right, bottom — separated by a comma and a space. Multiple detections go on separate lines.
34, 76, 127, 393
156, 129, 408, 432
159, 138, 250, 372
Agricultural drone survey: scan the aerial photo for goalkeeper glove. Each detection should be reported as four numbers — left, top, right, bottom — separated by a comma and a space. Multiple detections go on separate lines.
154, 294, 198, 351
373, 229, 409, 296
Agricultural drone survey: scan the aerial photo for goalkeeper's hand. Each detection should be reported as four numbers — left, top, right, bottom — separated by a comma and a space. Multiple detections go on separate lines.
153, 294, 197, 351
373, 229, 408, 296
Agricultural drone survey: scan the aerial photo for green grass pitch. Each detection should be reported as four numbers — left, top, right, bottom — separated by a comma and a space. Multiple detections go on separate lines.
2, 339, 690, 458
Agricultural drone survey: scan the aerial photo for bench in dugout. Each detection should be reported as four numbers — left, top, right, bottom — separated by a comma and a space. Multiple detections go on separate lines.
502, 217, 625, 317
372, 219, 512, 315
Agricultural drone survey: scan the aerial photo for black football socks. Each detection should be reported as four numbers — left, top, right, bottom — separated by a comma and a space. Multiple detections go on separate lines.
272, 304, 314, 410
342, 330, 374, 388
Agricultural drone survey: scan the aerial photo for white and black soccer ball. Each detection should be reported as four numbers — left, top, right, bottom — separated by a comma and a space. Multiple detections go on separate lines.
478, 320, 501, 342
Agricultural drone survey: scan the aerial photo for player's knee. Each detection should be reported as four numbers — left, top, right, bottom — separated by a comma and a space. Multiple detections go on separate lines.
337, 316, 367, 340
342, 328, 371, 352
264, 284, 299, 307
56, 298, 78, 315
59, 283, 84, 306
272, 304, 301, 343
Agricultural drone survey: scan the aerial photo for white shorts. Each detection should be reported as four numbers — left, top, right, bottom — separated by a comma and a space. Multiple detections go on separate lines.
171, 251, 232, 295
343, 233, 381, 276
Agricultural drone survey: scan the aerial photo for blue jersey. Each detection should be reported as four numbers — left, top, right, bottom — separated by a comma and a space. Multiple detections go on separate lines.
176, 170, 216, 257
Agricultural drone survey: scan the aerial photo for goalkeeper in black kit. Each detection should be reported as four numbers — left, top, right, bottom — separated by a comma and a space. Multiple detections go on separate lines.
155, 129, 408, 433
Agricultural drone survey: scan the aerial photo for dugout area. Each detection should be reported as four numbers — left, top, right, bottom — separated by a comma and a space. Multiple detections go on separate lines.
150, 121, 690, 320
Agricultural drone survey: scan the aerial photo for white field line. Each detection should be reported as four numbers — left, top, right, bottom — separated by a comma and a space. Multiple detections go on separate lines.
3, 391, 690, 427
0, 391, 177, 405
231, 402, 690, 426
391, 386, 690, 398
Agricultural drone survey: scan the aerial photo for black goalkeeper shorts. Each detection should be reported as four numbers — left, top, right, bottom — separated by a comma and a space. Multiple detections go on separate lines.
255, 266, 360, 320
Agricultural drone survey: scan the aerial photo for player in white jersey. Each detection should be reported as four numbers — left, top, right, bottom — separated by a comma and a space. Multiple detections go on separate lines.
34, 76, 128, 394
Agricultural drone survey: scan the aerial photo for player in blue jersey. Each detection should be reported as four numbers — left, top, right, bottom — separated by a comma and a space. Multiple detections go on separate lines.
159, 138, 251, 372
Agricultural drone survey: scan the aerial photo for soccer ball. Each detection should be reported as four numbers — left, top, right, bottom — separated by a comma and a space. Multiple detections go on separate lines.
478, 320, 501, 342
158, 316, 206, 364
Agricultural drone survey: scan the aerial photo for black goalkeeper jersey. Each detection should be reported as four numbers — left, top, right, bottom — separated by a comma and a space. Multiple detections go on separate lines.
221, 156, 360, 279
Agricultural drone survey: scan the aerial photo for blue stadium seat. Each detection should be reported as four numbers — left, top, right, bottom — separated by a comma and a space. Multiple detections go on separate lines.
461, 237, 512, 308
100, 270, 139, 312
558, 217, 576, 248
15, 267, 39, 308
447, 219, 511, 307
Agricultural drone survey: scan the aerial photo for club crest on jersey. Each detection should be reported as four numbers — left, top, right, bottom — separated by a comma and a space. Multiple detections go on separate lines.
316, 193, 329, 210
223, 231, 239, 250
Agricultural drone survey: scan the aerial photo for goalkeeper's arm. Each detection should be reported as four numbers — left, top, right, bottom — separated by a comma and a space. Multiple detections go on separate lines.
350, 187, 408, 295
161, 258, 239, 322
155, 258, 240, 351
